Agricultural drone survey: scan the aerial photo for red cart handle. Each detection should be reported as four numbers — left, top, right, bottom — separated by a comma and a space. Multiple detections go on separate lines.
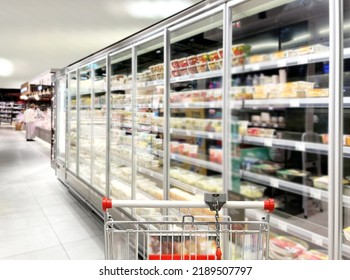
102, 197, 274, 213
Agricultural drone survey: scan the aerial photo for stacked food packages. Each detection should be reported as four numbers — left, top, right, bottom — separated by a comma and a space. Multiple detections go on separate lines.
170, 167, 222, 193
170, 141, 199, 158
170, 117, 222, 132
239, 181, 266, 199
297, 250, 328, 260
269, 235, 309, 260
170, 89, 222, 103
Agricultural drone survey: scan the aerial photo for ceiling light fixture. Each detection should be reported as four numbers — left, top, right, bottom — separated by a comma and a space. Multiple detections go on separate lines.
126, 0, 192, 19
20, 94, 28, 100
0, 58, 14, 77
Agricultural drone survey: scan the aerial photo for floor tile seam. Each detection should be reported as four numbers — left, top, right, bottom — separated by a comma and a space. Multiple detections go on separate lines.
0, 223, 56, 238
60, 234, 105, 259
42, 204, 103, 252
64, 189, 105, 222
0, 209, 51, 231
60, 233, 105, 247
26, 185, 72, 260
49, 214, 104, 236
0, 245, 69, 260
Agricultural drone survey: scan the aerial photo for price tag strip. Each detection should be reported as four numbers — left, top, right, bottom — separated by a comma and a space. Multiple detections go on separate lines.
278, 221, 288, 232
310, 188, 322, 200
270, 178, 279, 189
264, 138, 273, 147
311, 234, 323, 246
295, 142, 306, 151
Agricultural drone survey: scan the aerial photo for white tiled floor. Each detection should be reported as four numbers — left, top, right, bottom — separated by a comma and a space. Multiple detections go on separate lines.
0, 126, 105, 260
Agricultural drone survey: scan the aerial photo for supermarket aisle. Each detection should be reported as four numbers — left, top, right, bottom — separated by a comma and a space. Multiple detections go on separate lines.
0, 127, 105, 260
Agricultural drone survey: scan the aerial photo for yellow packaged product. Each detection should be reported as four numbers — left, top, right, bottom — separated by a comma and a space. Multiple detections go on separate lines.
278, 82, 311, 98
253, 85, 267, 99
291, 81, 314, 90
297, 44, 329, 55
247, 54, 267, 63
272, 51, 288, 59
307, 88, 329, 97
264, 84, 280, 99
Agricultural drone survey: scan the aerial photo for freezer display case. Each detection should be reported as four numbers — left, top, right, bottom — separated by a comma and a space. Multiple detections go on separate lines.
169, 11, 224, 217
91, 59, 107, 194
67, 71, 77, 174
78, 64, 92, 183
135, 36, 165, 217
230, 0, 331, 260
109, 50, 133, 204
55, 0, 350, 259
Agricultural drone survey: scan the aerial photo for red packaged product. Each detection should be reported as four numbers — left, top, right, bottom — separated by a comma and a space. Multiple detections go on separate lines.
171, 59, 180, 69
208, 51, 220, 61
197, 53, 209, 63
178, 58, 188, 68
187, 55, 198, 65
187, 65, 198, 74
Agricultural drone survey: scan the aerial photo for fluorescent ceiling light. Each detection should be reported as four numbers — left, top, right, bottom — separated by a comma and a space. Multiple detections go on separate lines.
126, 0, 193, 19
319, 22, 350, 34
0, 58, 14, 77
251, 42, 277, 51
292, 33, 311, 42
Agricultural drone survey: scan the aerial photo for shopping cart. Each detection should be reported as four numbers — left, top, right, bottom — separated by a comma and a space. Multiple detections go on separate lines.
102, 193, 274, 260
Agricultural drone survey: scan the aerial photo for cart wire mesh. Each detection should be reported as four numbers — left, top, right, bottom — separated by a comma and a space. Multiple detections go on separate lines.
104, 215, 270, 260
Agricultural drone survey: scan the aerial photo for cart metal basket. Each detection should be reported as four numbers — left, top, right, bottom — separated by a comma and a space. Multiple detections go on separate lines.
102, 194, 274, 260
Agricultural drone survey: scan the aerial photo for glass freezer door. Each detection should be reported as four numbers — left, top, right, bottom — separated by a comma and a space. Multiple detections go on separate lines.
169, 10, 224, 217
343, 0, 350, 259
135, 36, 165, 218
56, 75, 66, 162
109, 50, 133, 204
91, 58, 107, 193
230, 0, 330, 260
78, 64, 93, 183
67, 71, 77, 174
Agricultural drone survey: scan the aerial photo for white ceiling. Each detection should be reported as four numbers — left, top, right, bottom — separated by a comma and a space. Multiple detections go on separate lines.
0, 0, 202, 89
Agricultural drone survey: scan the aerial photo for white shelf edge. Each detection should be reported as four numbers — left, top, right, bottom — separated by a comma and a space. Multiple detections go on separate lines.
170, 69, 222, 83
170, 153, 222, 173
170, 128, 222, 140
137, 166, 163, 181
246, 209, 329, 250
170, 101, 222, 109
242, 135, 328, 154
169, 178, 205, 196
242, 170, 328, 202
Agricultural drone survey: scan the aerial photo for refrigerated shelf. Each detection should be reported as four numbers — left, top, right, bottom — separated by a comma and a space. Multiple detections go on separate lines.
137, 166, 164, 181
246, 209, 329, 251
170, 153, 222, 173
170, 128, 222, 140
241, 170, 328, 202
232, 49, 331, 75
170, 69, 222, 83
237, 98, 331, 109
170, 101, 222, 109
241, 135, 328, 154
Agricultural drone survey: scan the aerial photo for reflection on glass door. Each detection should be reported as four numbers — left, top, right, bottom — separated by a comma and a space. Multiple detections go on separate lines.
135, 36, 165, 218
68, 71, 77, 174
230, 0, 330, 259
169, 11, 223, 217
109, 50, 133, 204
343, 1, 350, 260
78, 64, 92, 183
92, 59, 107, 193
56, 75, 66, 162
